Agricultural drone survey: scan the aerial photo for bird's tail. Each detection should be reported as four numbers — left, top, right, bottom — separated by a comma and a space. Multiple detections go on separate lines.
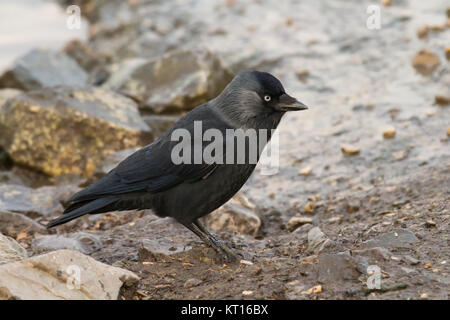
46, 197, 116, 228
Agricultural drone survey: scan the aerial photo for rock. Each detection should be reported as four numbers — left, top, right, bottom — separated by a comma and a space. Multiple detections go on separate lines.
0, 171, 28, 185
0, 233, 28, 265
351, 247, 390, 264
0, 86, 151, 177
104, 49, 233, 113
383, 127, 396, 139
298, 166, 312, 175
307, 227, 333, 254
143, 114, 179, 138
412, 49, 440, 75
0, 49, 88, 90
0, 89, 21, 108
447, 127, 450, 137
286, 216, 312, 232
403, 255, 420, 265
318, 251, 367, 282
340, 144, 360, 156
0, 211, 47, 237
140, 237, 192, 259
434, 95, 450, 106
0, 184, 78, 219
94, 148, 139, 177
0, 249, 139, 299
296, 70, 310, 83
304, 202, 315, 213
32, 233, 102, 255
417, 26, 428, 39
392, 149, 409, 161
203, 193, 261, 236
184, 278, 202, 289
446, 47, 450, 61
361, 229, 419, 249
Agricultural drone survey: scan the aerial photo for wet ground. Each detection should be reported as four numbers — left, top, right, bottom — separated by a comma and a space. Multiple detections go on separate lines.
1, 0, 449, 299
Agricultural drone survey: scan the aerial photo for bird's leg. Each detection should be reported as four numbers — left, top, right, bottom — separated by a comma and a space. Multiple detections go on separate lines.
183, 220, 239, 262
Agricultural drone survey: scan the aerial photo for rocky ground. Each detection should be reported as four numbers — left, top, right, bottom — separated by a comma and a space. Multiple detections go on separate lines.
0, 0, 448, 300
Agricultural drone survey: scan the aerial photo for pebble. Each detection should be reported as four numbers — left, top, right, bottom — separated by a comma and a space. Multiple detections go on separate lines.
299, 166, 312, 175
340, 144, 360, 156
286, 217, 313, 232
383, 128, 396, 139
412, 49, 440, 75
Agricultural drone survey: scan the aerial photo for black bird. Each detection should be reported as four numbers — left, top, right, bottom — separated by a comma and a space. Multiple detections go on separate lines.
47, 71, 308, 260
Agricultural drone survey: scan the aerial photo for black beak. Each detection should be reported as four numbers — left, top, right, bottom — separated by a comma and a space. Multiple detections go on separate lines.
276, 93, 308, 112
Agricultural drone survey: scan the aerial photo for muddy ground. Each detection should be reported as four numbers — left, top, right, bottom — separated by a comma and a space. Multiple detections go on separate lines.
1, 0, 449, 299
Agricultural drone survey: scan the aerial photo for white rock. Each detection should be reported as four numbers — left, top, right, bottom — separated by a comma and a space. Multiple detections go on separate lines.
0, 249, 139, 300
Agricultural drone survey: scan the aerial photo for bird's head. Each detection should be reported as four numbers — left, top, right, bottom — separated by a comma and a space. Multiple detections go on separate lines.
213, 71, 308, 128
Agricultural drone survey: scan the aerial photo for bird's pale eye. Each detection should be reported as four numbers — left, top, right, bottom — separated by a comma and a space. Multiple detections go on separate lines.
264, 95, 271, 102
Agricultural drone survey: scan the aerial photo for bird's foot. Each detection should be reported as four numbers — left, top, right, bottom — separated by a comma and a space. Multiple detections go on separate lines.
210, 238, 240, 263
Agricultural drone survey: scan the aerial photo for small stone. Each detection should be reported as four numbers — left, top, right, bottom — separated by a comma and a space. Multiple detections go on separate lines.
301, 285, 322, 295
425, 220, 436, 227
434, 95, 450, 106
307, 227, 333, 254
340, 144, 360, 156
240, 259, 253, 265
392, 149, 409, 161
286, 217, 313, 232
381, 0, 391, 6
299, 166, 312, 175
412, 49, 440, 75
447, 127, 450, 137
417, 26, 428, 39
446, 47, 450, 61
32, 232, 102, 255
296, 70, 310, 83
383, 128, 396, 139
184, 278, 202, 289
304, 202, 315, 213
242, 290, 253, 296
403, 255, 420, 265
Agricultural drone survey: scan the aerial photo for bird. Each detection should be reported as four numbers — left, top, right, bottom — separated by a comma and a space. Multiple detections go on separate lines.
47, 70, 308, 260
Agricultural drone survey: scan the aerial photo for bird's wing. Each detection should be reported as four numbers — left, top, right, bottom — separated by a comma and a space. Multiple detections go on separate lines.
69, 107, 227, 202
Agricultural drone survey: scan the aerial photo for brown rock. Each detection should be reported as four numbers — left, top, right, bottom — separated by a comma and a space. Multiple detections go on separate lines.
0, 86, 150, 177
286, 216, 313, 232
434, 95, 450, 106
340, 144, 360, 156
383, 127, 396, 139
412, 49, 440, 75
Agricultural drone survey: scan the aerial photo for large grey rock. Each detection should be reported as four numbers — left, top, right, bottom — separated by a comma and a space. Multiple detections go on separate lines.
0, 49, 88, 90
0, 184, 79, 218
0, 249, 139, 300
105, 49, 233, 113
361, 229, 419, 249
203, 193, 261, 236
0, 233, 28, 265
32, 233, 102, 255
0, 86, 151, 176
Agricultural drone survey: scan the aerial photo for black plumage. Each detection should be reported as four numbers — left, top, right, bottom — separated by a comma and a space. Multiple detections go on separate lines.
47, 71, 308, 260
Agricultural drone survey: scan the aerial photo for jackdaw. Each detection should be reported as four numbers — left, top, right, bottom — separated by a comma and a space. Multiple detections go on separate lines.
47, 71, 308, 260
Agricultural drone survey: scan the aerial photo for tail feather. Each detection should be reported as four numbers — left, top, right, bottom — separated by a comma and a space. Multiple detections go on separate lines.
46, 198, 116, 228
